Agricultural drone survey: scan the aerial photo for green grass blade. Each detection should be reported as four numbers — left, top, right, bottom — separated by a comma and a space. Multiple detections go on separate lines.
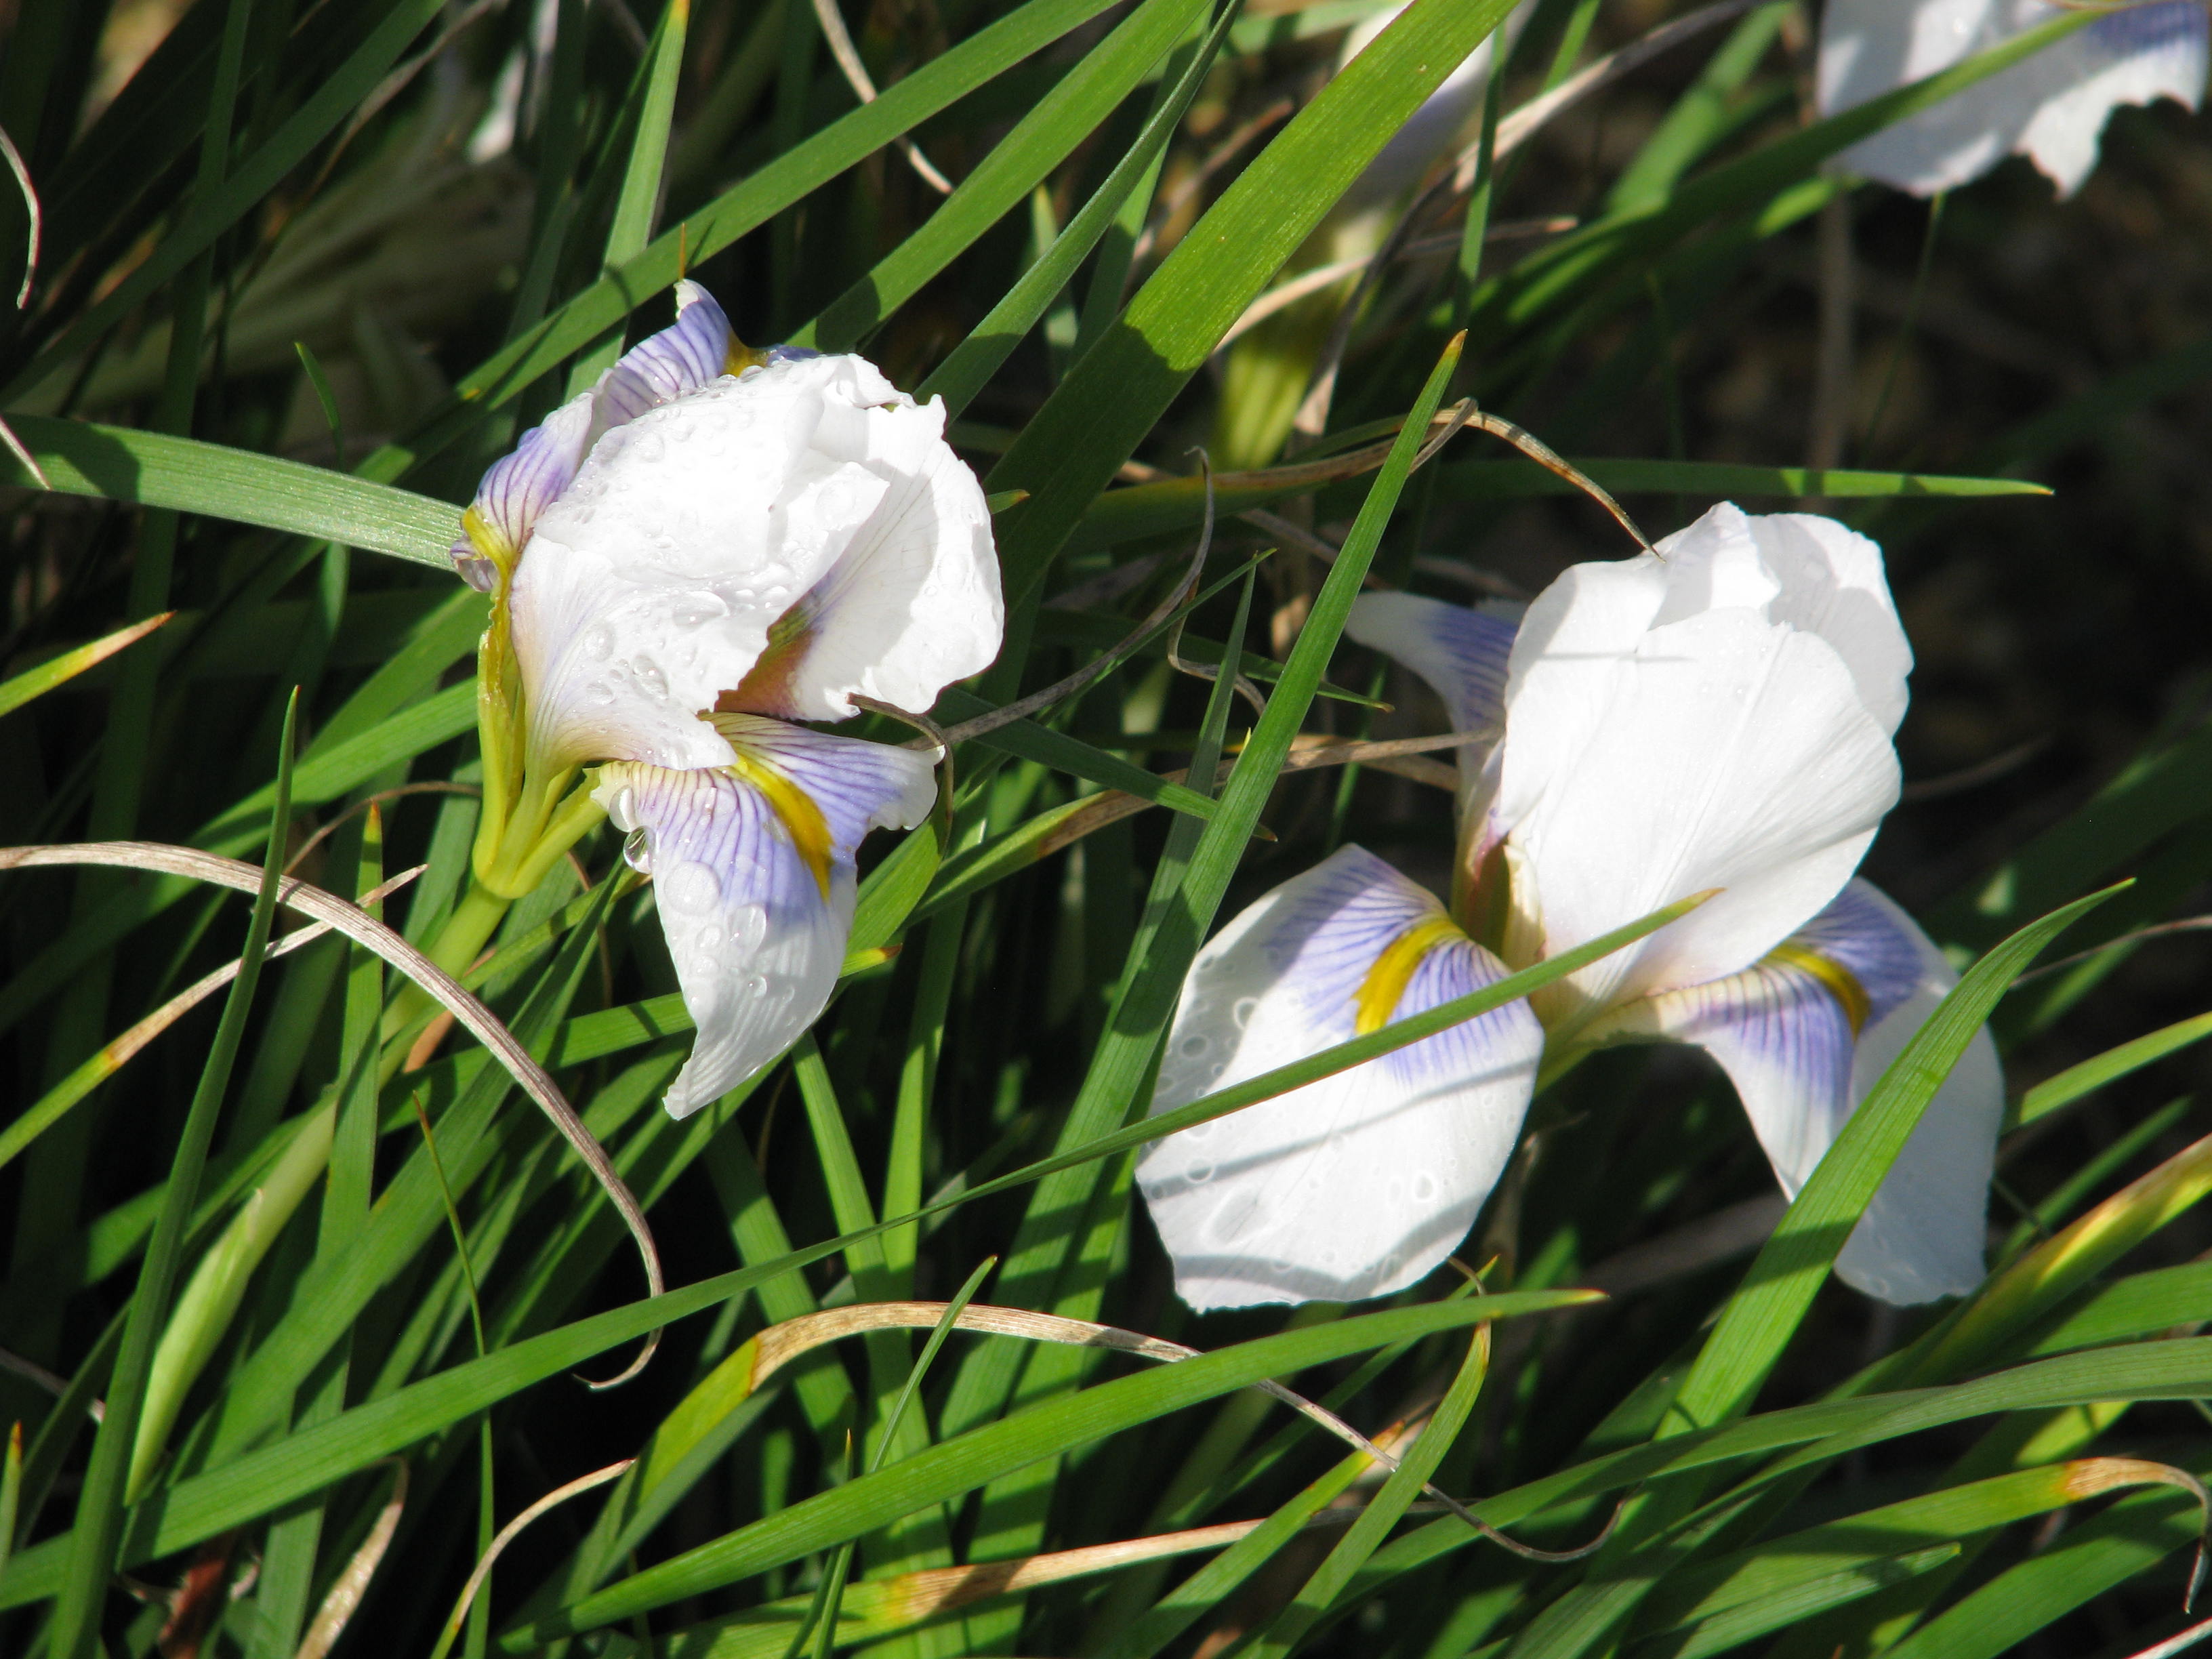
47, 691, 298, 1659
986, 0, 1522, 605
792, 0, 1208, 354
916, 0, 1233, 415
0, 414, 459, 567
1664, 883, 2129, 1437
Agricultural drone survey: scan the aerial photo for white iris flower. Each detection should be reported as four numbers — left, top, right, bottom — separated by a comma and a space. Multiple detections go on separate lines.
1819, 0, 2207, 196
450, 281, 1002, 1116
1136, 504, 1998, 1311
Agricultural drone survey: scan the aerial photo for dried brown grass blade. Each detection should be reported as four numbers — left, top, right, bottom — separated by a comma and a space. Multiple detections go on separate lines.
745, 1300, 1610, 1559
435, 1460, 634, 1654
0, 842, 665, 1380
293, 1460, 406, 1659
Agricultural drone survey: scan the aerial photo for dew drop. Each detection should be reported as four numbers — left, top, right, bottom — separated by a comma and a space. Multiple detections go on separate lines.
632, 433, 665, 464
1231, 996, 1259, 1029
610, 786, 638, 828
621, 825, 651, 871
634, 658, 670, 699
455, 555, 497, 592
661, 860, 721, 914
745, 975, 769, 999
1183, 1160, 1215, 1185
1412, 1172, 1439, 1204
672, 592, 730, 628
583, 625, 615, 661
695, 924, 724, 953
586, 682, 616, 707
1180, 1036, 1208, 1057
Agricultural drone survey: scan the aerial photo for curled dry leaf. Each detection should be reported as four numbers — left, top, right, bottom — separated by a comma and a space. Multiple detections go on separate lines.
0, 842, 665, 1381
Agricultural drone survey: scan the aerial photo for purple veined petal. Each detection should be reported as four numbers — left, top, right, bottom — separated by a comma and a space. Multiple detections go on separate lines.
1819, 0, 2207, 197
590, 280, 744, 436
1592, 878, 1999, 1305
459, 391, 598, 571
1136, 844, 1544, 1311
592, 726, 934, 1118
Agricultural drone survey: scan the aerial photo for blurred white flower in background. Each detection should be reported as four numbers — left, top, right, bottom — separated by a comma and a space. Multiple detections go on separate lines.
1820, 0, 2209, 195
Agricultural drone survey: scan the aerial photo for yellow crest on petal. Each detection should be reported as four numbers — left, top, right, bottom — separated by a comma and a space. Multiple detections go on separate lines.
1767, 943, 1872, 1036
721, 743, 834, 900
1353, 914, 1465, 1036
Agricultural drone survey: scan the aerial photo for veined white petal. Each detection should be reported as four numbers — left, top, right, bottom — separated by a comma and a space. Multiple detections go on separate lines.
586, 279, 743, 442
594, 726, 935, 1118
510, 350, 999, 771
1595, 880, 1997, 1305
1136, 845, 1543, 1311
1496, 502, 1904, 1024
1820, 0, 2207, 197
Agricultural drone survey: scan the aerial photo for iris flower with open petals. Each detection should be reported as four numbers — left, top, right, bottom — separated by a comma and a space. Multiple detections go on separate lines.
1136, 504, 1997, 1311
451, 281, 1001, 1116
1818, 0, 2207, 196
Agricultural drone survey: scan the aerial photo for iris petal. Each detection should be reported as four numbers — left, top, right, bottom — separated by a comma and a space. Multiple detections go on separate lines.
1136, 845, 1544, 1310
594, 724, 935, 1117
1820, 0, 2207, 197
1595, 878, 1999, 1305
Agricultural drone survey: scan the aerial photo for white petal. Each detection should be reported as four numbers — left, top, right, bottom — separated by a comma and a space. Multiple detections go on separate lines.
1597, 880, 1996, 1305
1495, 503, 1904, 1023
1135, 845, 1543, 1311
1820, 0, 2207, 197
455, 282, 740, 583
594, 726, 935, 1118
751, 383, 1004, 723
510, 352, 998, 771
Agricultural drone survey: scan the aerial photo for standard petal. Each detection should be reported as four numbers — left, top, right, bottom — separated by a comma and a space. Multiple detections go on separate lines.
724, 381, 1002, 724
594, 728, 934, 1118
1135, 844, 1543, 1311
511, 352, 997, 771
588, 280, 745, 439
1820, 0, 2207, 197
1594, 880, 1996, 1305
1494, 503, 1904, 1025
456, 282, 745, 584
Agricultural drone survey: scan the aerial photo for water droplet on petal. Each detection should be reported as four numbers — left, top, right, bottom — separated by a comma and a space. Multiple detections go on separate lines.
1412, 1172, 1439, 1204
745, 975, 768, 999
1183, 1160, 1214, 1185
455, 555, 497, 592
621, 825, 651, 871
1232, 997, 1258, 1028
672, 592, 730, 628
586, 681, 616, 707
634, 657, 670, 699
661, 860, 721, 914
583, 626, 615, 661
695, 924, 724, 953
1181, 1036, 1208, 1057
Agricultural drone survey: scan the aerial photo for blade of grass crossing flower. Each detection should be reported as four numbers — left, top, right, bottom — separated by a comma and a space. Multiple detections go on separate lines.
1491, 887, 2133, 1659
0, 416, 459, 567
0, 898, 1709, 1612
1253, 1325, 1493, 1655
47, 690, 297, 1659
565, 0, 689, 395
916, 0, 1233, 416
1668, 884, 2131, 1435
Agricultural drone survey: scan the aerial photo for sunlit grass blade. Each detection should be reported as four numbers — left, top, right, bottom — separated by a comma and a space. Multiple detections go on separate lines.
47, 693, 298, 1659
0, 612, 171, 720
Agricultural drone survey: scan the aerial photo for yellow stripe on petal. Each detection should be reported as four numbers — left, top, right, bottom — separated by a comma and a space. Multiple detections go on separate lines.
1354, 914, 1466, 1036
726, 339, 771, 375
461, 503, 516, 570
1767, 942, 1872, 1036
724, 747, 834, 899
